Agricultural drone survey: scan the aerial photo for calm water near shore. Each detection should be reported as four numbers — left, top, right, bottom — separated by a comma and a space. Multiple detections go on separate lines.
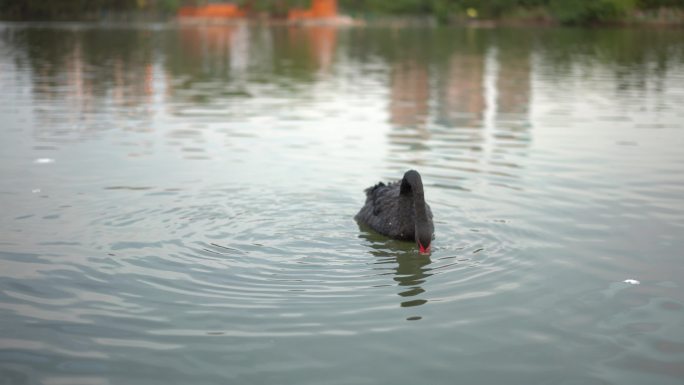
1, 22, 684, 385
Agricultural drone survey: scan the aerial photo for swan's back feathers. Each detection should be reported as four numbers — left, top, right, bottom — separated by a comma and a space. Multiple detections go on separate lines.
356, 179, 432, 241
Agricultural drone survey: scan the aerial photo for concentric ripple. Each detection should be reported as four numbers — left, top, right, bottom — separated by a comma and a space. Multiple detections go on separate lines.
1, 23, 684, 385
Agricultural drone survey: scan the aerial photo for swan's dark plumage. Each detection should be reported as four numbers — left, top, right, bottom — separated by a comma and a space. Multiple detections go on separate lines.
355, 170, 434, 252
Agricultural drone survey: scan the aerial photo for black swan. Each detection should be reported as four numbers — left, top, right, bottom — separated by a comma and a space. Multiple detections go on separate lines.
355, 170, 434, 253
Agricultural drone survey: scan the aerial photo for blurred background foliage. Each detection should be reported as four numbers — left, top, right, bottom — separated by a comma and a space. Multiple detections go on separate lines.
342, 0, 683, 24
0, 0, 682, 24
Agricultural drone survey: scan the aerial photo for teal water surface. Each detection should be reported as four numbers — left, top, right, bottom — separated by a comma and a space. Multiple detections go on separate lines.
1, 23, 684, 384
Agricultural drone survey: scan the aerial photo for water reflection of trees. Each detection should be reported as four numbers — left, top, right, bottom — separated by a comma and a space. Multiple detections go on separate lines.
535, 28, 683, 94
165, 24, 338, 82
9, 27, 159, 142
4, 25, 682, 145
380, 29, 534, 183
493, 30, 533, 155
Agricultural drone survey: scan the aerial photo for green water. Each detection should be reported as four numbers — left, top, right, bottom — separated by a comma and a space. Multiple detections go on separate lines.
1, 22, 683, 384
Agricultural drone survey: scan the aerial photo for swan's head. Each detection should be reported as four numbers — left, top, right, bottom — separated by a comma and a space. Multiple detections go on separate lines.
416, 224, 432, 254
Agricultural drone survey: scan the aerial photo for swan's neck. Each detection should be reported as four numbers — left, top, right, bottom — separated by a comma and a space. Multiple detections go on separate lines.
401, 171, 432, 250
413, 194, 427, 217
401, 172, 428, 222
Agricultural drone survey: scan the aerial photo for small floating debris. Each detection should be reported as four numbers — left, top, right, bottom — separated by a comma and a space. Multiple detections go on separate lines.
34, 158, 55, 164
31, 188, 41, 194
623, 279, 640, 285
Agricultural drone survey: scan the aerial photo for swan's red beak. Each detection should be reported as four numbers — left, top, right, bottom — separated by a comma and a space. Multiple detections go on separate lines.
419, 242, 431, 254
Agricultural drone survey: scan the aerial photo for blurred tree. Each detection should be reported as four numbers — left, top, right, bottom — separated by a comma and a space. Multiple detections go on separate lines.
637, 0, 684, 8
0, 0, 163, 20
549, 0, 636, 24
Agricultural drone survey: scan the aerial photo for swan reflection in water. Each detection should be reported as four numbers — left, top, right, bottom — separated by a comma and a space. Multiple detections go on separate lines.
358, 228, 434, 318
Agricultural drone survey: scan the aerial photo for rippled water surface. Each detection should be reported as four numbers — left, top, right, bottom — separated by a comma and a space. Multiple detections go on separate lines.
1, 22, 684, 384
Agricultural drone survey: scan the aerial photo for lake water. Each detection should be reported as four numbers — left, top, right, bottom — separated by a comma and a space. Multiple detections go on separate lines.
1, 22, 683, 385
